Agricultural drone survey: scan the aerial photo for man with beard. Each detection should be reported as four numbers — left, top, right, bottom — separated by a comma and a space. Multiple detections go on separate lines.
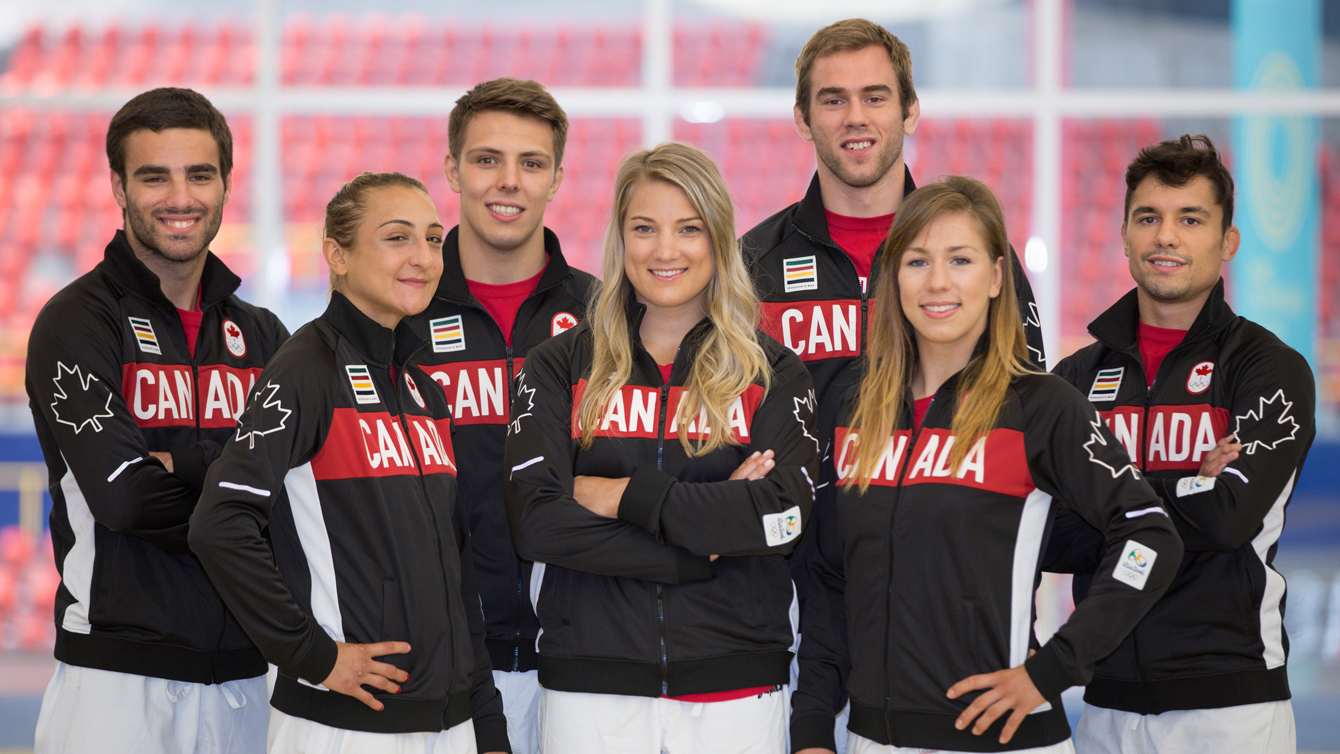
26, 88, 289, 753
1045, 136, 1312, 754
741, 20, 1044, 753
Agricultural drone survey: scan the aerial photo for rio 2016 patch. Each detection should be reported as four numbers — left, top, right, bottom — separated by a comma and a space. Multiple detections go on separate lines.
1187, 362, 1214, 394
1112, 539, 1158, 590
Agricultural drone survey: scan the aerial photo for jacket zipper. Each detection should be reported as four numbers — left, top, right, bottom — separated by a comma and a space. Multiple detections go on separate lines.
655, 368, 672, 696
794, 224, 873, 355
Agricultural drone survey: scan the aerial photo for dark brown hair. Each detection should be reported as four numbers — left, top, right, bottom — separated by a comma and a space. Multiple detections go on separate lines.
106, 88, 233, 184
448, 78, 569, 167
795, 18, 916, 124
325, 172, 431, 291
1124, 134, 1235, 232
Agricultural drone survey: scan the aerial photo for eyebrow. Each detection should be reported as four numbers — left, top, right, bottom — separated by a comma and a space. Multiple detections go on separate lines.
627, 216, 702, 224
378, 219, 415, 229
905, 245, 978, 254
815, 84, 893, 99
1132, 205, 1210, 216
132, 164, 219, 177
467, 147, 551, 159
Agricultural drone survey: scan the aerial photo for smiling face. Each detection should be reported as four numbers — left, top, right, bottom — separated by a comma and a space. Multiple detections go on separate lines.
112, 127, 229, 265
795, 45, 920, 190
898, 211, 1004, 353
622, 180, 715, 323
1123, 174, 1239, 304
324, 185, 445, 329
445, 110, 563, 254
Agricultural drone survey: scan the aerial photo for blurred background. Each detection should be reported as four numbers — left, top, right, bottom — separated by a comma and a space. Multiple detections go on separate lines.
0, 0, 1335, 749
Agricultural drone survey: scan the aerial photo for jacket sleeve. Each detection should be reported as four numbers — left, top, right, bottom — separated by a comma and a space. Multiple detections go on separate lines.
27, 304, 201, 553
1147, 346, 1315, 552
1040, 352, 1108, 575
453, 419, 511, 753
504, 342, 714, 585
1007, 243, 1047, 369
1020, 379, 1184, 699
189, 356, 339, 686
789, 472, 850, 752
617, 368, 819, 558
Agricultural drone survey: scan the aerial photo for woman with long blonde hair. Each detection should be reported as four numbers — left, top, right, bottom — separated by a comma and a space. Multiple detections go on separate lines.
791, 176, 1183, 754
504, 142, 818, 753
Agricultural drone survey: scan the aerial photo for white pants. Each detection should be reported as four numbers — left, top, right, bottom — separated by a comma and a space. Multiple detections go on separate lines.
34, 661, 268, 754
847, 731, 1075, 754
538, 687, 787, 754
494, 670, 540, 754
790, 638, 848, 754
267, 708, 477, 754
1075, 700, 1295, 754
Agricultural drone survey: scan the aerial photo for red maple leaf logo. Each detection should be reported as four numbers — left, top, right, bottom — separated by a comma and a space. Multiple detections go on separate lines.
226, 323, 241, 339
1194, 364, 1213, 377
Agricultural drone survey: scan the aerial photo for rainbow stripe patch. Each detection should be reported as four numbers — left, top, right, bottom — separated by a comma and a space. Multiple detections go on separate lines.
430, 316, 466, 353
346, 365, 380, 405
783, 255, 818, 293
1088, 367, 1123, 402
128, 317, 161, 355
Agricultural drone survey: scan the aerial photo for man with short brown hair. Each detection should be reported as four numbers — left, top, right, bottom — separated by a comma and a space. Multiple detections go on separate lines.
413, 77, 596, 754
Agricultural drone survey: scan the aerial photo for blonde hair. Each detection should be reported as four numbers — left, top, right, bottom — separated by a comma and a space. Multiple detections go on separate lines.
795, 18, 916, 124
578, 142, 770, 456
844, 176, 1034, 492
324, 172, 430, 292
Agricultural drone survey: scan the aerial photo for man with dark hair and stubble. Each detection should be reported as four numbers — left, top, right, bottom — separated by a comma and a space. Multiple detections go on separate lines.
26, 88, 289, 753
1045, 135, 1314, 754
411, 77, 596, 754
741, 19, 1045, 754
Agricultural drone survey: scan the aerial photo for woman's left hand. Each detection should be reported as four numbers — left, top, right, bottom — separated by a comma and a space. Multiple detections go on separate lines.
946, 663, 1045, 744
573, 475, 630, 519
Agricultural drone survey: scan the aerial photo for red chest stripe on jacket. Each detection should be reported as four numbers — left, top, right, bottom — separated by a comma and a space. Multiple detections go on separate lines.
569, 379, 765, 442
1100, 404, 1229, 471
121, 363, 261, 429
310, 408, 456, 480
759, 300, 873, 361
424, 358, 524, 426
834, 426, 1035, 497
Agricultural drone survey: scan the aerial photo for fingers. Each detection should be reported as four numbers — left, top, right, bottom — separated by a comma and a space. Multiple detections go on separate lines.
730, 450, 776, 481
358, 670, 402, 695
999, 705, 1030, 744
366, 641, 412, 657
971, 696, 1012, 736
349, 685, 385, 712
367, 659, 410, 684
946, 672, 991, 699
953, 686, 998, 731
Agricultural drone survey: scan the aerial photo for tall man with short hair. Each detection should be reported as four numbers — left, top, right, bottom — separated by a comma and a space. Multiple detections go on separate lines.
1047, 135, 1313, 754
27, 88, 289, 753
411, 77, 597, 754
743, 20, 1044, 754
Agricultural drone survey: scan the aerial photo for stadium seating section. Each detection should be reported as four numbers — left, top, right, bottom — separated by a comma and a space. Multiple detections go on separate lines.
0, 525, 57, 652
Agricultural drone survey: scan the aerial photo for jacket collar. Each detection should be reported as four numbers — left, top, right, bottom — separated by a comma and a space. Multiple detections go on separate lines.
792, 164, 918, 246
433, 225, 573, 305
623, 293, 714, 384
1087, 278, 1236, 356
97, 229, 242, 311
321, 290, 427, 368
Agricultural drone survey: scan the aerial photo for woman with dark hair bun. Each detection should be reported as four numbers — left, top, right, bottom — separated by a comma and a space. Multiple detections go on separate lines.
190, 173, 510, 754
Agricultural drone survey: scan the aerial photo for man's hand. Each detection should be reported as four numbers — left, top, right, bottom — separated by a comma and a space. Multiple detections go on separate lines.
321, 641, 411, 711
1197, 433, 1242, 478
149, 451, 173, 473
947, 664, 1045, 744
729, 449, 775, 481
573, 476, 630, 519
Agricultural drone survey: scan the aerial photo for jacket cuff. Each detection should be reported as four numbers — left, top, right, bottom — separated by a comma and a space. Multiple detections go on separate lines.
791, 711, 838, 753
288, 627, 339, 687
618, 466, 676, 533
472, 714, 512, 754
676, 548, 713, 584
169, 440, 223, 492
1024, 642, 1076, 701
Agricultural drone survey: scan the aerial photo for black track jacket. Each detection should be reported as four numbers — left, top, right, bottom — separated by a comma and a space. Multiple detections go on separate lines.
410, 227, 596, 675
742, 169, 1047, 606
189, 292, 508, 748
1046, 280, 1315, 714
26, 231, 288, 684
792, 370, 1183, 752
503, 303, 819, 697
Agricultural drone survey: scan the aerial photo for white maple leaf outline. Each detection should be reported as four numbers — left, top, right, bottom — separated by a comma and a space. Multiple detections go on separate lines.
1024, 302, 1044, 364
50, 361, 115, 434
793, 388, 820, 452
234, 381, 292, 449
1083, 409, 1142, 480
509, 368, 537, 436
1232, 389, 1299, 455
